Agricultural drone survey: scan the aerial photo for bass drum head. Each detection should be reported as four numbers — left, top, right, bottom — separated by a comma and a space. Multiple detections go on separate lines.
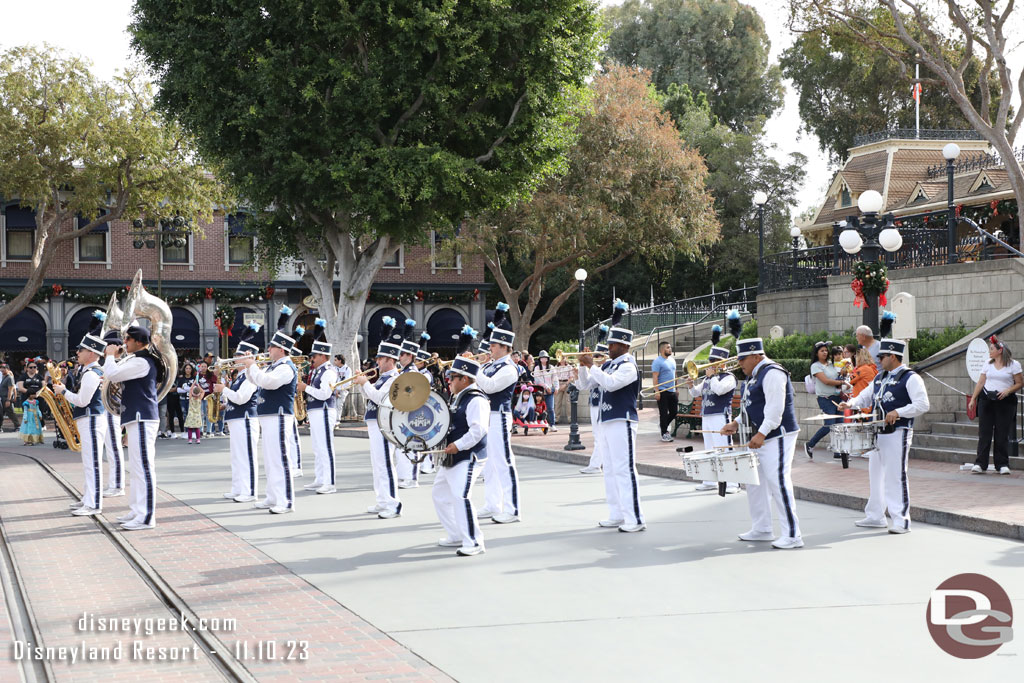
376, 397, 403, 448
389, 390, 450, 451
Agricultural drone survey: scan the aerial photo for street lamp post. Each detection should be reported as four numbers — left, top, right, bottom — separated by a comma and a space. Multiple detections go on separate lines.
565, 267, 588, 451
130, 217, 188, 297
943, 142, 961, 264
753, 191, 768, 288
838, 190, 903, 335
790, 226, 802, 287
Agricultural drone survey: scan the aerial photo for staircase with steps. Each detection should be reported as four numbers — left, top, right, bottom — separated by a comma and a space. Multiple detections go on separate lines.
911, 413, 1024, 471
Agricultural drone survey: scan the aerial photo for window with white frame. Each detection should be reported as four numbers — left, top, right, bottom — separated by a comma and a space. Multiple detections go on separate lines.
431, 230, 461, 271
162, 233, 190, 264
76, 214, 108, 263
226, 214, 254, 265
4, 205, 36, 260
382, 244, 404, 270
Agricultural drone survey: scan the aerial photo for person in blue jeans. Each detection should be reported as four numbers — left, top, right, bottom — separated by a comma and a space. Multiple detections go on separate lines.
805, 341, 844, 459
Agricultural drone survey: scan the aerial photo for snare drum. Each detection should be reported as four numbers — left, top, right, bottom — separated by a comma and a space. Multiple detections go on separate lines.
681, 448, 760, 485
828, 423, 878, 457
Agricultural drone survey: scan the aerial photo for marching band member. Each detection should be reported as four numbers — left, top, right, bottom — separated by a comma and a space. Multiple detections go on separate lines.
101, 328, 126, 497
415, 332, 437, 474
476, 304, 522, 524
722, 328, 803, 549
297, 321, 339, 495
840, 338, 930, 533
54, 316, 109, 516
578, 300, 645, 532
434, 355, 490, 556
354, 317, 403, 519
394, 319, 422, 489
288, 322, 307, 477
332, 354, 353, 423
578, 325, 608, 474
213, 323, 262, 503
691, 319, 739, 494
103, 325, 163, 530
241, 310, 298, 514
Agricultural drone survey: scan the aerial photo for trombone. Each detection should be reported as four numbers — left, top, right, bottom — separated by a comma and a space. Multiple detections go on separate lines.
554, 349, 607, 365
437, 351, 491, 368
638, 356, 740, 398
330, 366, 380, 390
213, 354, 308, 371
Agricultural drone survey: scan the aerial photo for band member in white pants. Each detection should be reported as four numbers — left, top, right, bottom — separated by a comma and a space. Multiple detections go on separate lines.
394, 319, 423, 488
579, 331, 608, 475
298, 333, 339, 494
100, 330, 125, 497
840, 338, 929, 533
214, 330, 261, 503
722, 335, 803, 549
354, 337, 402, 518
55, 332, 109, 516
691, 342, 739, 494
434, 356, 490, 556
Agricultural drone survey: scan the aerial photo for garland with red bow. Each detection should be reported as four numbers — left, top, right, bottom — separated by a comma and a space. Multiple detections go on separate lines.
214, 304, 236, 337
851, 260, 889, 308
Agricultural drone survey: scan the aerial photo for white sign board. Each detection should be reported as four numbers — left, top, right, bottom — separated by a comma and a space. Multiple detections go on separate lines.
769, 325, 784, 339
966, 338, 990, 383
890, 292, 917, 340
242, 312, 265, 328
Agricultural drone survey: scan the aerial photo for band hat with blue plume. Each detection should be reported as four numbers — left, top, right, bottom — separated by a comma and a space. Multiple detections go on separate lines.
416, 332, 432, 361
399, 318, 420, 356
456, 324, 478, 355
732, 309, 764, 358
289, 325, 306, 356
479, 322, 495, 353
234, 321, 262, 356
607, 299, 633, 346
879, 310, 896, 339
489, 302, 515, 347
79, 310, 108, 355
269, 305, 296, 351
376, 315, 401, 360
878, 311, 905, 357
451, 324, 481, 378
708, 323, 729, 361
311, 317, 332, 356
594, 324, 610, 354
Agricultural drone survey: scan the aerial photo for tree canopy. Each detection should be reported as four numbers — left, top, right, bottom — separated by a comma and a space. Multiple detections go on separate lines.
0, 45, 224, 328
603, 0, 783, 132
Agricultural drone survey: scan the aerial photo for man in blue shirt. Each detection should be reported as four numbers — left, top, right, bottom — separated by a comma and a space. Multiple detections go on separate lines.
651, 341, 677, 442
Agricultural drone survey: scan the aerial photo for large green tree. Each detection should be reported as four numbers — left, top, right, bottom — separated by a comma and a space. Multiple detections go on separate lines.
0, 45, 224, 329
603, 0, 784, 132
781, 6, 1003, 162
459, 64, 719, 351
131, 0, 602, 358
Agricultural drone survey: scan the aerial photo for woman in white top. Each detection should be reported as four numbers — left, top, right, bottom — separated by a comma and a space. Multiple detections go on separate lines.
968, 335, 1023, 474
804, 341, 845, 459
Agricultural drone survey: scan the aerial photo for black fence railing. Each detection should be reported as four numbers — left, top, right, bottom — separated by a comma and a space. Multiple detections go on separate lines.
925, 146, 1024, 179
853, 128, 983, 146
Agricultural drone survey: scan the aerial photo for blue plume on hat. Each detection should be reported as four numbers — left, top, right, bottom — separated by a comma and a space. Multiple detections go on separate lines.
493, 302, 510, 330
487, 322, 495, 331
457, 325, 478, 355
87, 310, 105, 336
293, 325, 305, 339
402, 318, 417, 341
248, 321, 260, 332
277, 305, 292, 330
610, 299, 628, 327
419, 331, 430, 349
380, 316, 396, 342
711, 324, 722, 346
597, 324, 610, 344
880, 310, 896, 338
312, 317, 327, 342
236, 321, 261, 347
726, 309, 743, 339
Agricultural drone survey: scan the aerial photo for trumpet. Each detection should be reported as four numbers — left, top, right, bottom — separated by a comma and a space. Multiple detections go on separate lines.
330, 366, 379, 390
437, 351, 491, 368
213, 354, 308, 371
554, 349, 608, 365
639, 356, 740, 398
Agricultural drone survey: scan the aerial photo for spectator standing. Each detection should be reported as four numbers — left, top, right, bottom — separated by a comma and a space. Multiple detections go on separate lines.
20, 392, 44, 445
804, 341, 844, 459
651, 341, 678, 442
855, 325, 882, 373
533, 351, 559, 431
849, 348, 878, 398
1, 364, 21, 431
333, 354, 353, 422
554, 357, 575, 424
969, 335, 1023, 475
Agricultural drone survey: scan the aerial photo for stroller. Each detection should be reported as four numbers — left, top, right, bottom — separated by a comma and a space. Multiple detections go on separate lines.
511, 383, 550, 435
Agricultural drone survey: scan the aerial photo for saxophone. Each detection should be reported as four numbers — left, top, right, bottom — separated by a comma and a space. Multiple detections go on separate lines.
39, 362, 81, 452
294, 360, 308, 422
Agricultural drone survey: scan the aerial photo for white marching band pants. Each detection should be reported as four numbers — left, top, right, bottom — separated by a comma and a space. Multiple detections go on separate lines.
700, 413, 732, 486
75, 414, 108, 510
227, 416, 260, 498
483, 412, 520, 516
104, 411, 124, 491
598, 419, 644, 526
396, 445, 419, 483
746, 431, 801, 539
586, 404, 604, 469
124, 417, 159, 527
432, 456, 483, 549
367, 419, 401, 513
308, 407, 337, 487
865, 429, 913, 530
257, 413, 295, 510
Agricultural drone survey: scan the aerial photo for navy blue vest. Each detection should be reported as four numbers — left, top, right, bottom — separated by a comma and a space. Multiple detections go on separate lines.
255, 358, 297, 416
364, 370, 396, 421
701, 372, 734, 418
481, 358, 517, 413
446, 388, 488, 465
871, 366, 919, 430
590, 387, 601, 409
120, 354, 159, 421
70, 365, 105, 419
306, 363, 336, 411
741, 361, 798, 440
598, 355, 640, 423
224, 372, 258, 421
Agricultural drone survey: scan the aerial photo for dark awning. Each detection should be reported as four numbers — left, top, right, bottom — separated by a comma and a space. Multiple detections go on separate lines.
426, 308, 467, 350
0, 308, 46, 351
170, 307, 200, 351
5, 206, 36, 230
227, 214, 252, 235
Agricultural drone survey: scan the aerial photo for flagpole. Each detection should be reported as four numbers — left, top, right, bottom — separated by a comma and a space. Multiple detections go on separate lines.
915, 57, 920, 139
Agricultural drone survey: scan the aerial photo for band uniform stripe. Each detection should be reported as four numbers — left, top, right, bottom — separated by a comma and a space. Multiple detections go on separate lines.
90, 415, 100, 510
500, 412, 519, 515
279, 413, 293, 508
245, 416, 255, 497
626, 421, 641, 522
138, 414, 154, 526
777, 437, 796, 538
900, 428, 910, 529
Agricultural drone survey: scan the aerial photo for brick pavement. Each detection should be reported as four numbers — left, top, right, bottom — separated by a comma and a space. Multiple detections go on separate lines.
0, 440, 452, 682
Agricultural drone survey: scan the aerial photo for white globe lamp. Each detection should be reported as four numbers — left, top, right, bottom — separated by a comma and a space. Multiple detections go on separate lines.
857, 190, 884, 214
839, 229, 863, 254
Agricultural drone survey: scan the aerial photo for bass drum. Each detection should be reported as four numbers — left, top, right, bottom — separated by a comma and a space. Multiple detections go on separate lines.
387, 390, 450, 452
376, 397, 404, 449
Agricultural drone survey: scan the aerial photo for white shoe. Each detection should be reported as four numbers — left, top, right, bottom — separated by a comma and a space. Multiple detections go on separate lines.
618, 523, 646, 533
69, 502, 84, 509
694, 483, 717, 491
121, 521, 154, 530
397, 479, 419, 489
366, 504, 385, 514
724, 485, 740, 494
999, 466, 1012, 475
223, 492, 239, 499
102, 488, 124, 498
316, 486, 337, 494
888, 526, 911, 534
437, 537, 462, 547
303, 482, 323, 490
971, 464, 984, 474
252, 501, 272, 509
598, 519, 626, 528
377, 509, 401, 519
72, 506, 100, 516
456, 545, 485, 556
772, 536, 804, 549
233, 495, 256, 503
738, 530, 775, 542
854, 518, 887, 528
419, 464, 436, 474
550, 426, 559, 432
116, 513, 137, 523
269, 506, 293, 514
579, 466, 602, 474
476, 508, 496, 519
492, 513, 520, 524
660, 433, 673, 442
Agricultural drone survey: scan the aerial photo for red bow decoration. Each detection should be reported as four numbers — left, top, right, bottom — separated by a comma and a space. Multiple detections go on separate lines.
214, 318, 226, 337
955, 204, 963, 217
52, 284, 63, 295
851, 278, 866, 308
204, 287, 214, 299
990, 200, 999, 211
473, 288, 480, 301
879, 279, 890, 307
415, 290, 425, 302
265, 286, 275, 298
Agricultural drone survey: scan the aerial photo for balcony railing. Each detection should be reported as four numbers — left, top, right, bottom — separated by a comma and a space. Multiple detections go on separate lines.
853, 128, 983, 146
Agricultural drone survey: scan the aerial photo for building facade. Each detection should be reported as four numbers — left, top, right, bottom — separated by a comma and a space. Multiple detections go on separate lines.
0, 209, 488, 364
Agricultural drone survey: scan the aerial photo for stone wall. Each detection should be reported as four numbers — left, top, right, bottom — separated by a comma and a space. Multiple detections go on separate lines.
754, 288, 829, 336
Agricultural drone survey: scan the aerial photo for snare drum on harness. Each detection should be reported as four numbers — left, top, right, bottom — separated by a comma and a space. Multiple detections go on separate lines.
381, 390, 452, 466
682, 447, 760, 485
